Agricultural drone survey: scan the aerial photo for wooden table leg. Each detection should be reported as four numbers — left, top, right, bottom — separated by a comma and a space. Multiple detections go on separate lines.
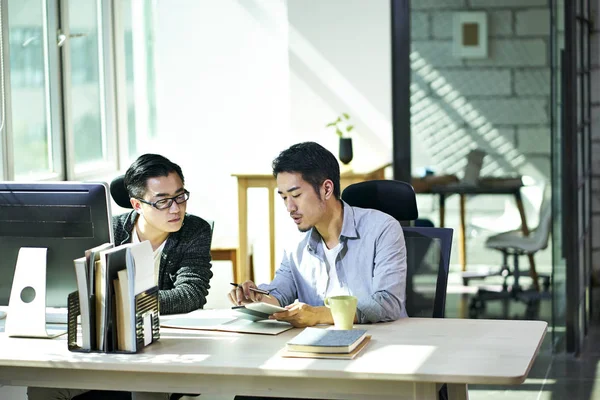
268, 183, 276, 280
231, 250, 238, 283
439, 194, 446, 227
515, 193, 540, 291
459, 194, 466, 272
237, 179, 249, 282
211, 249, 237, 283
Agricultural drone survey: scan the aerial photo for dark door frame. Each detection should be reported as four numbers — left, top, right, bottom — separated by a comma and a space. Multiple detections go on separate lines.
390, 0, 411, 183
563, 0, 592, 355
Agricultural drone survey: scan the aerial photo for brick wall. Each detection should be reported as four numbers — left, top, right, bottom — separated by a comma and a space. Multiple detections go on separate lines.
411, 0, 551, 182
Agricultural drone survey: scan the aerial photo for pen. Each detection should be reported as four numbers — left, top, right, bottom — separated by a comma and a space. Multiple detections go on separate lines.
230, 282, 271, 295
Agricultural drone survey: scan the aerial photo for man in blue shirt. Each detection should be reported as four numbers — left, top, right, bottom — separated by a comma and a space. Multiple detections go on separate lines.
229, 141, 407, 326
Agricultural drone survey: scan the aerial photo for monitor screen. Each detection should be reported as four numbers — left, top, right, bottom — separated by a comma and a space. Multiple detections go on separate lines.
0, 182, 114, 307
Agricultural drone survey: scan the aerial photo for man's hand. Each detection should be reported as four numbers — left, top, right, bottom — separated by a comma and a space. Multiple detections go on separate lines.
270, 302, 333, 328
228, 280, 262, 305
227, 280, 280, 306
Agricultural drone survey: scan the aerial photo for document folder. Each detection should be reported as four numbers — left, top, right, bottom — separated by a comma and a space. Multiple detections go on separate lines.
67, 286, 160, 354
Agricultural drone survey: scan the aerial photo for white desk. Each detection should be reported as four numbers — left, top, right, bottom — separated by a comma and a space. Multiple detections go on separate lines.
0, 317, 547, 400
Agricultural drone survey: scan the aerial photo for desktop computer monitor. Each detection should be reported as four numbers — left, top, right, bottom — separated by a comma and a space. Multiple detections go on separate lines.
0, 182, 114, 307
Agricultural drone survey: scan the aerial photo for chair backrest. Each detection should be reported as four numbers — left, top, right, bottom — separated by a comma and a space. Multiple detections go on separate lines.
461, 149, 486, 185
341, 180, 452, 318
110, 175, 133, 209
341, 180, 418, 221
531, 186, 552, 251
403, 226, 453, 318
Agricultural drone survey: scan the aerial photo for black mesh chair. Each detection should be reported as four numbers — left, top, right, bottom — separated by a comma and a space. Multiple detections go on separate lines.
110, 174, 133, 209
341, 180, 453, 319
341, 180, 452, 400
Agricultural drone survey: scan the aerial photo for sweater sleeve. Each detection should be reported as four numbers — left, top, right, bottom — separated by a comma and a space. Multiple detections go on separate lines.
158, 219, 213, 315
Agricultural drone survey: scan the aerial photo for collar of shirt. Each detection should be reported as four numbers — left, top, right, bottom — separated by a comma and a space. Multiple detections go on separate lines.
307, 200, 359, 255
132, 226, 167, 255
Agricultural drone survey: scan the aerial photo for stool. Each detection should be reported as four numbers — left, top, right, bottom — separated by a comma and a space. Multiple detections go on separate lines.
211, 248, 254, 283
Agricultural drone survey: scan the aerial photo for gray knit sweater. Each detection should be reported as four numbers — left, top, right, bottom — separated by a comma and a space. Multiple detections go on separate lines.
112, 211, 213, 315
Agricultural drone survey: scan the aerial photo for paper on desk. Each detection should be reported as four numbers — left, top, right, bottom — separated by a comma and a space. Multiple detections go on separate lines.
161, 314, 293, 335
161, 317, 237, 330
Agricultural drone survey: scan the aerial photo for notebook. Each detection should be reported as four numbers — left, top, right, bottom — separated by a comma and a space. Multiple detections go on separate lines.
280, 335, 371, 360
286, 327, 368, 353
161, 316, 293, 335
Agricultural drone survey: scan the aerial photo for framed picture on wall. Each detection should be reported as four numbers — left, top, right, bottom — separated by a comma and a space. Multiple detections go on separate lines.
453, 12, 487, 59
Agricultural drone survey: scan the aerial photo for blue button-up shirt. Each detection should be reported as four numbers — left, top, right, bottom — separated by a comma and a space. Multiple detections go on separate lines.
259, 201, 408, 323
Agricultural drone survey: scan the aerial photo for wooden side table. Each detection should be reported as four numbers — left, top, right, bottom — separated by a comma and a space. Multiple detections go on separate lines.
211, 248, 254, 283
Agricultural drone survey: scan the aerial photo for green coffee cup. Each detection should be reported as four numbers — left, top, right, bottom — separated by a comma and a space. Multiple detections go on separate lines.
324, 295, 358, 330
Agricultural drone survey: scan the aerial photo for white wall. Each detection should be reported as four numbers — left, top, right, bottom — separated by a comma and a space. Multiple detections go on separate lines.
287, 0, 393, 172
138, 0, 394, 288
150, 0, 291, 285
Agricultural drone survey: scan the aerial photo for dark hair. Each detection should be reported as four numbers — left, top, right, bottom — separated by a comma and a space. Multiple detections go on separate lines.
124, 154, 185, 199
272, 142, 341, 199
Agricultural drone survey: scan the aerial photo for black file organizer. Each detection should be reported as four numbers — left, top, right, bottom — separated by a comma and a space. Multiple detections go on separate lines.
67, 286, 160, 353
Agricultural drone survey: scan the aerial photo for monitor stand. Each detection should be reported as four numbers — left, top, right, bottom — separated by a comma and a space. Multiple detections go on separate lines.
5, 248, 66, 338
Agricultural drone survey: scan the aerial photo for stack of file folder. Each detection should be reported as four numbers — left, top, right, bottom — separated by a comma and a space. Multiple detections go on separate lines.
67, 240, 160, 353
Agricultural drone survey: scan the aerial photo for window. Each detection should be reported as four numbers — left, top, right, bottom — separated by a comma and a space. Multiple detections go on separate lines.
0, 0, 158, 181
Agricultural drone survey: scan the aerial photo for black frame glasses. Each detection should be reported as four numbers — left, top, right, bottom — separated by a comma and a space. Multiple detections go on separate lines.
137, 190, 190, 210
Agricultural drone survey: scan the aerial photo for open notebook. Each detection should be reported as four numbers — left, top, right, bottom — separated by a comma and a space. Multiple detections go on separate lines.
160, 310, 293, 335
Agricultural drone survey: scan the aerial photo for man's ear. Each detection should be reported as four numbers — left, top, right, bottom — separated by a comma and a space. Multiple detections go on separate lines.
130, 198, 143, 214
322, 179, 335, 200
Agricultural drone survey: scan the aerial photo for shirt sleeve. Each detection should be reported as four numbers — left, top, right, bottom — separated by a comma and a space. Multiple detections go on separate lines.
355, 218, 407, 323
258, 248, 297, 307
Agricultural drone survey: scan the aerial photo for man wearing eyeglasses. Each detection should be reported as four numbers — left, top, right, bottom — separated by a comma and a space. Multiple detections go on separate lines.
112, 153, 213, 315
27, 154, 211, 400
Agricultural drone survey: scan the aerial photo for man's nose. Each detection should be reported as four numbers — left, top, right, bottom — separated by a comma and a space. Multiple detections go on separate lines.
287, 200, 297, 213
169, 199, 181, 212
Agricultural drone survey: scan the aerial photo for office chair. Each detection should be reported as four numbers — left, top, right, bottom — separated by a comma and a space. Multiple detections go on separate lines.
402, 227, 453, 318
341, 180, 452, 400
340, 180, 453, 318
468, 189, 552, 319
110, 174, 133, 209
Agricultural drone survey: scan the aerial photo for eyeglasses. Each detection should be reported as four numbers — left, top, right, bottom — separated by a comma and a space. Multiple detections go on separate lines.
137, 190, 190, 210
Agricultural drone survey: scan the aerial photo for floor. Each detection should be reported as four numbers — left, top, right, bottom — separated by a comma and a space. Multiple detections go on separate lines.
439, 283, 600, 400
463, 311, 600, 400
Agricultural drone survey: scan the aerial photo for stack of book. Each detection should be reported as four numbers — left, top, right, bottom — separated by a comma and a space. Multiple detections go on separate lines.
281, 327, 370, 360
72, 240, 156, 353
